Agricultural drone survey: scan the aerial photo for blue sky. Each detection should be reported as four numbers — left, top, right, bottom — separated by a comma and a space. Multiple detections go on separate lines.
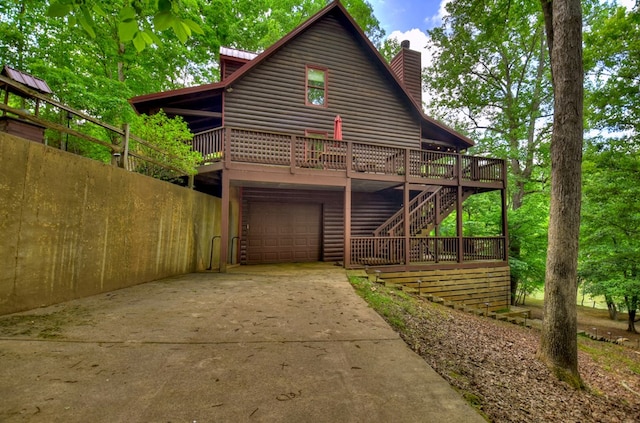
367, 0, 450, 86
369, 0, 447, 34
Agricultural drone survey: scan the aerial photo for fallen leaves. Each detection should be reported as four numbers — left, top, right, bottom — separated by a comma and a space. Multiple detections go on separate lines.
393, 295, 640, 422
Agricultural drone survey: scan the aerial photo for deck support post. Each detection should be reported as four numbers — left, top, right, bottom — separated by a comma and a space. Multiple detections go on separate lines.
403, 181, 410, 266
501, 170, 509, 261
435, 190, 441, 263
220, 170, 230, 272
344, 178, 352, 268
456, 154, 463, 263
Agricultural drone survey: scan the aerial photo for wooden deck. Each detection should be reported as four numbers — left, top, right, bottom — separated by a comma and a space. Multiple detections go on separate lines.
193, 126, 505, 189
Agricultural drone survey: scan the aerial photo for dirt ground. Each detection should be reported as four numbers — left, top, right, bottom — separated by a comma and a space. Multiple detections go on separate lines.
525, 297, 640, 347
350, 278, 640, 422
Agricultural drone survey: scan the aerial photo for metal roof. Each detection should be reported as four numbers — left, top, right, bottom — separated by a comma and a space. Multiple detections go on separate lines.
2, 66, 52, 94
219, 47, 258, 61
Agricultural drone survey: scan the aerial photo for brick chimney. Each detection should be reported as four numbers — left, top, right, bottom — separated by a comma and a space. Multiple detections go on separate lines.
390, 40, 422, 104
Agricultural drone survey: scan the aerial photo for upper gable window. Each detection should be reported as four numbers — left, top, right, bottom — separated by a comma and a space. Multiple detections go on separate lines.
306, 66, 327, 107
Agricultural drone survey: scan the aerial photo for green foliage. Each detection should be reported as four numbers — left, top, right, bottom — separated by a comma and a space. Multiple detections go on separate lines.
579, 139, 640, 327
378, 37, 400, 63
348, 275, 414, 331
424, 0, 553, 200
581, 3, 640, 331
437, 191, 504, 237
46, 0, 204, 51
584, 5, 640, 134
508, 192, 548, 304
221, 0, 384, 51
130, 111, 202, 178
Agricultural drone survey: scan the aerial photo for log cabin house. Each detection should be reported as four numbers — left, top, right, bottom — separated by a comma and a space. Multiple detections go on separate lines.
130, 1, 511, 309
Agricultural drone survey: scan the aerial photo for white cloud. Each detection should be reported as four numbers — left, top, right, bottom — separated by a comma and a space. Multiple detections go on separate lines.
426, 0, 451, 28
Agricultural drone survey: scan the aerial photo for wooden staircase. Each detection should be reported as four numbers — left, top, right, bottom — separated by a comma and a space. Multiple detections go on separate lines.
373, 186, 473, 237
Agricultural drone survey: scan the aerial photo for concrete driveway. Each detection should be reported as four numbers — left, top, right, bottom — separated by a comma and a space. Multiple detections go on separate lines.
0, 263, 484, 422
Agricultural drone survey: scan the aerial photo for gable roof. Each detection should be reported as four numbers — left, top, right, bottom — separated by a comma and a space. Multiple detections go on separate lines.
129, 0, 473, 149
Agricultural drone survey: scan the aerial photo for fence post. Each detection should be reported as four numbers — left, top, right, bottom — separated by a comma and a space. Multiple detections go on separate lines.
290, 135, 296, 171
122, 123, 130, 170
346, 141, 353, 177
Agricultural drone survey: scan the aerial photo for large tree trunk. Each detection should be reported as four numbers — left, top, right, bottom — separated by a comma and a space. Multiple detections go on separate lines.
538, 0, 584, 387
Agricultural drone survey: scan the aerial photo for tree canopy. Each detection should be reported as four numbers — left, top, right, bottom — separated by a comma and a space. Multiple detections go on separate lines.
578, 2, 640, 334
580, 139, 640, 333
0, 0, 383, 171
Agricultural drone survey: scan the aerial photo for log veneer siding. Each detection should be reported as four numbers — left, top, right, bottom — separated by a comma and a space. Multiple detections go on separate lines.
224, 14, 420, 149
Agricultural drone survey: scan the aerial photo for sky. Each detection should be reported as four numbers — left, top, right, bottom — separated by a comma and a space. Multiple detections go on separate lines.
368, 0, 636, 103
370, 0, 637, 35
369, 0, 448, 34
368, 0, 450, 95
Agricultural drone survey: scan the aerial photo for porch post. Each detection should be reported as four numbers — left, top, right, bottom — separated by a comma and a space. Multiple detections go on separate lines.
220, 170, 230, 272
344, 178, 352, 268
501, 162, 509, 261
456, 154, 463, 263
403, 181, 410, 266
435, 189, 440, 263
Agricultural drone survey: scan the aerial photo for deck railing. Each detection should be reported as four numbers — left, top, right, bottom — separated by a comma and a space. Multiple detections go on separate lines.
351, 236, 506, 266
0, 74, 192, 179
193, 126, 504, 183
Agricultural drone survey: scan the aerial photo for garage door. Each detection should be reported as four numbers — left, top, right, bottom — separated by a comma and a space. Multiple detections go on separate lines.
246, 202, 322, 264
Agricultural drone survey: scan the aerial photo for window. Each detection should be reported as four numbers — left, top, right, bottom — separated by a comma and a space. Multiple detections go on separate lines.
306, 66, 327, 107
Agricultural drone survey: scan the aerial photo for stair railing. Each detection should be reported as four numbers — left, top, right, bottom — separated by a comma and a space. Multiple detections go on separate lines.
374, 187, 441, 237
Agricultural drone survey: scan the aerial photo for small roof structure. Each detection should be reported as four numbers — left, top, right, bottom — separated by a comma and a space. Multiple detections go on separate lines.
219, 47, 258, 61
1, 66, 52, 95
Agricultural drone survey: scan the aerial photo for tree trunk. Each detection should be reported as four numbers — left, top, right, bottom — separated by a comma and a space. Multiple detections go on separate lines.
605, 295, 617, 321
117, 43, 126, 83
626, 295, 638, 333
538, 0, 584, 388
509, 247, 520, 305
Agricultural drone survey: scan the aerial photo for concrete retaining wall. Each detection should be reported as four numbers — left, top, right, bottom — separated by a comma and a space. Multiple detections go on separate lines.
0, 132, 221, 315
